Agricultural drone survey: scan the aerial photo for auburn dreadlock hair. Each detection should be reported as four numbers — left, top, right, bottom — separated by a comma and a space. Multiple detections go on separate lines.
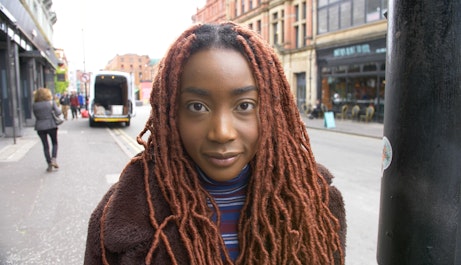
134, 22, 343, 265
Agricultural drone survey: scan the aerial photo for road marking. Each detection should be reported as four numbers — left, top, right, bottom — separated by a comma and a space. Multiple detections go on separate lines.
107, 128, 143, 158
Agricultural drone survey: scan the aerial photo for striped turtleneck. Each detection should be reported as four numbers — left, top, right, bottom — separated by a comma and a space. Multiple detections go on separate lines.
197, 165, 250, 262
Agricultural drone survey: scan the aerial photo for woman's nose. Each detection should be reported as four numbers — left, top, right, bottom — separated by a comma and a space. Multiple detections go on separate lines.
207, 111, 237, 143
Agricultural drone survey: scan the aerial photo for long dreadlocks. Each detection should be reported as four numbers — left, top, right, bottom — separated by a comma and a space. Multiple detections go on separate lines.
129, 22, 343, 265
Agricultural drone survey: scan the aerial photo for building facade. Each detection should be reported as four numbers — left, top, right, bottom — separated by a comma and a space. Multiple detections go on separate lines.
193, 0, 387, 122
0, 0, 59, 137
104, 54, 159, 101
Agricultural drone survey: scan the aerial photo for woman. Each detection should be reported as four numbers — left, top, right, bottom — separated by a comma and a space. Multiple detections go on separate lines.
33, 87, 62, 172
84, 22, 346, 264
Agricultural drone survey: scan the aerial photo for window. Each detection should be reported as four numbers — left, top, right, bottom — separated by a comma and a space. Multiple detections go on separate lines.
319, 0, 328, 7
348, 64, 361, 73
367, 0, 382, 22
318, 0, 387, 34
273, 22, 278, 45
295, 5, 299, 21
328, 5, 339, 31
295, 26, 299, 48
353, 0, 365, 25
340, 2, 352, 28
57, 73, 66, 81
302, 2, 307, 19
302, 23, 307, 46
363, 63, 377, 72
318, 8, 327, 34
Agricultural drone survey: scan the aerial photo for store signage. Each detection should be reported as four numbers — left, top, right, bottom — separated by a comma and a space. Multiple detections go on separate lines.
334, 44, 371, 57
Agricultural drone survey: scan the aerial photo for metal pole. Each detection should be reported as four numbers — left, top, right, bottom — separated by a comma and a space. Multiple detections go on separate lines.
82, 28, 87, 109
377, 0, 461, 264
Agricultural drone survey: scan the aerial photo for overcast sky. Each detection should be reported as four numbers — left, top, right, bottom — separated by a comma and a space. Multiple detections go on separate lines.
52, 0, 205, 73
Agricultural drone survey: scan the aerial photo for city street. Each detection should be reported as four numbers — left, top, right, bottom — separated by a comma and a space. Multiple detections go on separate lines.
0, 105, 383, 265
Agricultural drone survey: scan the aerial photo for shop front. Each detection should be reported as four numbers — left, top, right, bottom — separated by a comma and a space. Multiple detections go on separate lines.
317, 38, 386, 122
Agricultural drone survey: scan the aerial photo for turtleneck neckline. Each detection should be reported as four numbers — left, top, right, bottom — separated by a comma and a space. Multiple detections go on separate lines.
197, 165, 251, 193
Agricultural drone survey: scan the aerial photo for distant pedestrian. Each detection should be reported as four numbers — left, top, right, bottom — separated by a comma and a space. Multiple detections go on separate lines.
78, 92, 85, 112
32, 87, 61, 172
309, 99, 322, 119
70, 91, 80, 119
59, 91, 70, 120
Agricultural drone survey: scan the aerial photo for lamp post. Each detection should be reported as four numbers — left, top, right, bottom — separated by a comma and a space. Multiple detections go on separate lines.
377, 0, 461, 264
81, 28, 88, 109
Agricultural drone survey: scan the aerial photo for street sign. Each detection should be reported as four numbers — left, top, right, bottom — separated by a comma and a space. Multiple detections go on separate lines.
81, 73, 89, 83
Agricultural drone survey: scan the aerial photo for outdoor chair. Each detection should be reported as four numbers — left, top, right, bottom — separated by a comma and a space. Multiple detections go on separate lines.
360, 106, 375, 123
335, 105, 348, 120
350, 105, 360, 121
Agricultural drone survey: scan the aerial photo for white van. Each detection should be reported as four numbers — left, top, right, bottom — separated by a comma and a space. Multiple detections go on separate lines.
88, 71, 136, 127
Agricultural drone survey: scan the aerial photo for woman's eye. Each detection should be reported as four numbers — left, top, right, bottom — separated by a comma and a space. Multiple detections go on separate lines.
187, 102, 208, 112
236, 102, 255, 112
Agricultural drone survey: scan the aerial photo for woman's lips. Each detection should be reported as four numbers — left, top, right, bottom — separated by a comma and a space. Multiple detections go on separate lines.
206, 153, 239, 167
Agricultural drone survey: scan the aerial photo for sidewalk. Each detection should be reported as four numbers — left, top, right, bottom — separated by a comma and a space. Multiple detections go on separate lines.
301, 114, 384, 139
0, 118, 129, 264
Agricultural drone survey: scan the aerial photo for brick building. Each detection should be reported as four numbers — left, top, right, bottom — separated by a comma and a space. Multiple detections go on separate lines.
104, 54, 159, 101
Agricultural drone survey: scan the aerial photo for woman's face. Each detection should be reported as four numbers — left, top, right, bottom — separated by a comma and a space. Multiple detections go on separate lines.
178, 48, 259, 182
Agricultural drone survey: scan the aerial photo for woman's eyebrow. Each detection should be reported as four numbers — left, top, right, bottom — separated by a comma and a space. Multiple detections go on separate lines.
233, 85, 257, 95
181, 85, 257, 96
181, 87, 209, 96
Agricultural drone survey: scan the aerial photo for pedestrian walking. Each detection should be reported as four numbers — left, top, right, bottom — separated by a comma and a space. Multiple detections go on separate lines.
70, 91, 80, 119
78, 92, 85, 112
84, 22, 346, 265
32, 87, 61, 172
59, 91, 70, 120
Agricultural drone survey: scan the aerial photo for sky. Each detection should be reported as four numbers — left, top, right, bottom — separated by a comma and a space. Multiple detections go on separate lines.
52, 0, 206, 73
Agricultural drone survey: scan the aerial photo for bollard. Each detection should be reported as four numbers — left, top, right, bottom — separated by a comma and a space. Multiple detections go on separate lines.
377, 0, 461, 264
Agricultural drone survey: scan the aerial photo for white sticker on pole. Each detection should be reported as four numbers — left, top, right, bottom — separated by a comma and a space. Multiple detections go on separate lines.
382, 136, 392, 172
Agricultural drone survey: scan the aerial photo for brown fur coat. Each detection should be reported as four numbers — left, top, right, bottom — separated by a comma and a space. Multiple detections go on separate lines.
84, 156, 346, 264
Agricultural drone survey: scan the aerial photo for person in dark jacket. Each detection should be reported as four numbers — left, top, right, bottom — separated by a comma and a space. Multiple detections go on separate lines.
84, 22, 346, 265
70, 91, 80, 119
33, 87, 62, 172
59, 91, 70, 120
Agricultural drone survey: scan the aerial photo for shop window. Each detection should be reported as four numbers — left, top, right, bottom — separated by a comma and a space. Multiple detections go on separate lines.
363, 63, 377, 72
348, 64, 360, 73
335, 65, 347, 74
322, 67, 332, 74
